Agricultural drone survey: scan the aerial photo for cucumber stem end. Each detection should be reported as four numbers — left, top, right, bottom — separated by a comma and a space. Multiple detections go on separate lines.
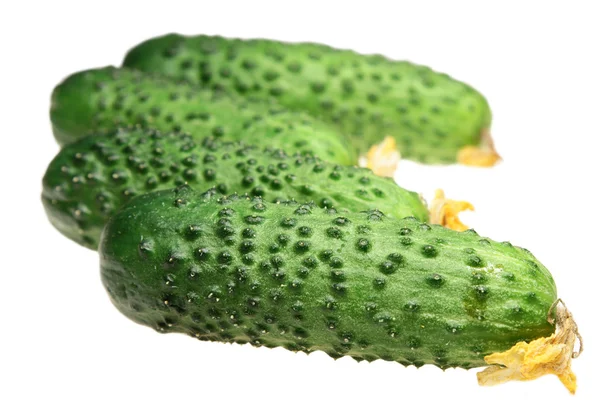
476, 299, 581, 394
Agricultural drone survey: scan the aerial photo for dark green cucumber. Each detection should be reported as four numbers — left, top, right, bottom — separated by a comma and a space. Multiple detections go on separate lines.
123, 33, 492, 164
50, 67, 355, 165
42, 128, 428, 249
100, 186, 557, 369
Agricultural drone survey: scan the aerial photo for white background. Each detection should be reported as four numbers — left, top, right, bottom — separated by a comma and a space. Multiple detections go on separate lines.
1, 1, 598, 399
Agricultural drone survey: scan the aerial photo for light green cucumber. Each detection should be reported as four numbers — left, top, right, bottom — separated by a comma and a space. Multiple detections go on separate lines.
50, 67, 355, 165
42, 128, 427, 250
123, 33, 492, 164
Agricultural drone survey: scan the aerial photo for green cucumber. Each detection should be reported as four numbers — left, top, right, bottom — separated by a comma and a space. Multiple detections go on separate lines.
100, 186, 556, 369
42, 128, 428, 249
123, 33, 492, 164
50, 67, 355, 165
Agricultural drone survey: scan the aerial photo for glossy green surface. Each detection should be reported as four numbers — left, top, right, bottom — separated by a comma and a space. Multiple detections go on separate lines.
100, 187, 556, 369
50, 67, 355, 165
43, 129, 427, 249
124, 34, 492, 164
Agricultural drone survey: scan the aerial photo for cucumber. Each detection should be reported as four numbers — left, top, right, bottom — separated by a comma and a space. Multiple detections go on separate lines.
42, 128, 428, 249
50, 67, 355, 165
123, 33, 493, 164
100, 186, 557, 369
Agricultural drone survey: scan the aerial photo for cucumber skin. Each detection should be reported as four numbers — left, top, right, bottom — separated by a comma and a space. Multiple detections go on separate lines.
42, 129, 427, 249
50, 67, 356, 165
100, 186, 556, 369
123, 33, 492, 164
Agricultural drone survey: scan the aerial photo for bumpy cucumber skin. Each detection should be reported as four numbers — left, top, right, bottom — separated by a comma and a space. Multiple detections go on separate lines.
50, 67, 355, 165
100, 187, 556, 369
42, 128, 427, 249
123, 34, 492, 164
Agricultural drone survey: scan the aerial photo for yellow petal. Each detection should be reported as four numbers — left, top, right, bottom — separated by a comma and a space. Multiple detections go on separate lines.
365, 136, 401, 178
458, 129, 502, 167
428, 189, 474, 231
